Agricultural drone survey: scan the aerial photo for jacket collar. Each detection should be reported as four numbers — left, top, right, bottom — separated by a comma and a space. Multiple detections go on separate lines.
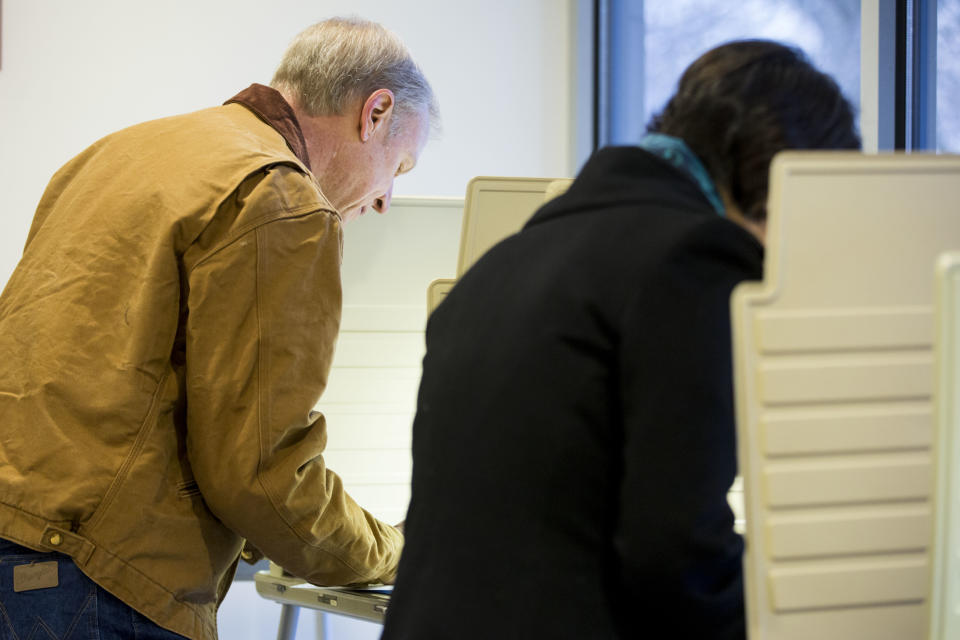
526, 145, 717, 229
225, 84, 311, 170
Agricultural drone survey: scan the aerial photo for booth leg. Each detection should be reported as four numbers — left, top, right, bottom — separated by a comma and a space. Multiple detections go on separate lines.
276, 604, 300, 640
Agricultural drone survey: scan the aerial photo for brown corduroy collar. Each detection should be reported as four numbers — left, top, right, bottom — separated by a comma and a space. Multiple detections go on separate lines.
225, 84, 311, 170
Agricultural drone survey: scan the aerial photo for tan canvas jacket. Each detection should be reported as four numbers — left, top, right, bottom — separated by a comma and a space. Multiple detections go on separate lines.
0, 86, 403, 640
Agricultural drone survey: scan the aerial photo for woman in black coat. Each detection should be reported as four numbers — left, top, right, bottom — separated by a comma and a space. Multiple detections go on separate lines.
383, 41, 860, 640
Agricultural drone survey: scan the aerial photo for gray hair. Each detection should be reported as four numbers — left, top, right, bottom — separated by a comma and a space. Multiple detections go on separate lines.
271, 17, 439, 136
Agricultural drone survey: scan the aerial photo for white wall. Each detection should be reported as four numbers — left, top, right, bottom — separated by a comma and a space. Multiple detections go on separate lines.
0, 2, 576, 638
0, 0, 575, 285
325, 196, 464, 528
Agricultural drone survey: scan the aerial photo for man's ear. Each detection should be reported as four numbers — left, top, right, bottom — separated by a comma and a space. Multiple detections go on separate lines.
359, 89, 395, 142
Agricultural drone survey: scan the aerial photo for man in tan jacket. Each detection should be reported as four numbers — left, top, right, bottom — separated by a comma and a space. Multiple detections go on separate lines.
0, 17, 436, 640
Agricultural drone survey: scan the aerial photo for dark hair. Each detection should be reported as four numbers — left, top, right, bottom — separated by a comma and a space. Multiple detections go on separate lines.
648, 40, 860, 222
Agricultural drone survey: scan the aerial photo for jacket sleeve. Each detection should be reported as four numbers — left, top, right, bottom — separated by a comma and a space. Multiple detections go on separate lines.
182, 167, 402, 586
613, 220, 761, 638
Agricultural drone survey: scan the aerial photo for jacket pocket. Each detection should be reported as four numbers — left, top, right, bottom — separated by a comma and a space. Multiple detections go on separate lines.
82, 371, 173, 531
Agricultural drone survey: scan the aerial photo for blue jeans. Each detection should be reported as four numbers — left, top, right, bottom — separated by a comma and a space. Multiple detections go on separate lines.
0, 538, 187, 639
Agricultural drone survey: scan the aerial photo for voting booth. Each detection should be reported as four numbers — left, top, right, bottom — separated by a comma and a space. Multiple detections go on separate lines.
427, 176, 572, 313
930, 251, 960, 640
731, 152, 960, 640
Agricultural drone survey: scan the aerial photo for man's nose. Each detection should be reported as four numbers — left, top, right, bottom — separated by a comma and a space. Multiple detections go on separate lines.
373, 184, 394, 214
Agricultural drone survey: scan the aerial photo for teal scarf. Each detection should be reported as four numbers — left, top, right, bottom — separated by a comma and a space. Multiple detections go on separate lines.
638, 133, 726, 216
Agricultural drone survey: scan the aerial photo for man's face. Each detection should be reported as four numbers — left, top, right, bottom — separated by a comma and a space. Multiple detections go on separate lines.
323, 108, 430, 224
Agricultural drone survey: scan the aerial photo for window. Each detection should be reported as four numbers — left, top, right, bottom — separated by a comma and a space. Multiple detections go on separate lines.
596, 0, 861, 147
643, 1, 861, 130
938, 0, 960, 151
594, 0, 957, 153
